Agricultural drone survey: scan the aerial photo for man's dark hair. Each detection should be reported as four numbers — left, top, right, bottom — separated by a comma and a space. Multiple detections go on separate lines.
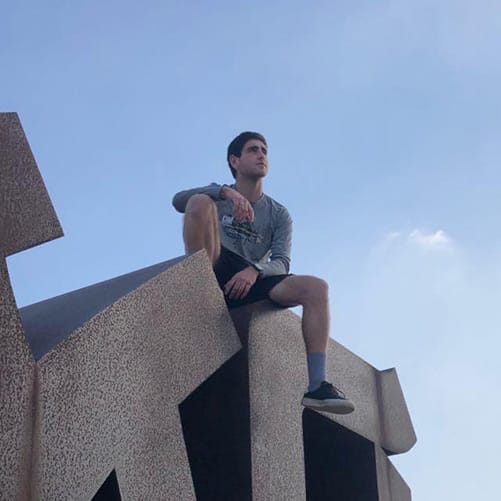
227, 131, 267, 179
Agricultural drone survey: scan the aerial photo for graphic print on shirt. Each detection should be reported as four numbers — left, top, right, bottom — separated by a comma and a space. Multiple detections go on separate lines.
221, 214, 264, 244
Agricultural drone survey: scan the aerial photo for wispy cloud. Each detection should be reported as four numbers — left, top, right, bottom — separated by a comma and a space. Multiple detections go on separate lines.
408, 229, 453, 251
380, 228, 454, 252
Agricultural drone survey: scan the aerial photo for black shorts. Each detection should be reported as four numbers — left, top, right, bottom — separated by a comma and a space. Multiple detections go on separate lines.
213, 246, 291, 309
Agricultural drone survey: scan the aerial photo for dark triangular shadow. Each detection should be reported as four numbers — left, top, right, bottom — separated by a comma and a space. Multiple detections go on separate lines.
180, 350, 252, 501
303, 409, 379, 501
92, 469, 122, 501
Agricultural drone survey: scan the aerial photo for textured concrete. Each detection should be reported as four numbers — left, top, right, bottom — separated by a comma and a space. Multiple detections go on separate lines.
377, 368, 416, 454
242, 305, 307, 500
19, 256, 185, 360
230, 301, 416, 501
31, 252, 241, 500
325, 348, 416, 454
0, 112, 63, 257
0, 257, 35, 501
375, 446, 412, 500
0, 112, 62, 500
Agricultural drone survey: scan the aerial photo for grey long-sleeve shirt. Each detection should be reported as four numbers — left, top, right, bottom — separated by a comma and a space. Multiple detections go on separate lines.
172, 183, 292, 277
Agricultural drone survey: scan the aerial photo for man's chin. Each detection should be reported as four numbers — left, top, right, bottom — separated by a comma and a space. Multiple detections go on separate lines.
247, 173, 266, 181
241, 170, 267, 181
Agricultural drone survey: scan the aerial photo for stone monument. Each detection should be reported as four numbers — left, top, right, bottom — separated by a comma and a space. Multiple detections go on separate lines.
0, 113, 416, 500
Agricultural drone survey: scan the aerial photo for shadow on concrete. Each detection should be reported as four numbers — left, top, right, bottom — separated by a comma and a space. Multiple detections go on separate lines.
180, 350, 252, 501
303, 409, 378, 501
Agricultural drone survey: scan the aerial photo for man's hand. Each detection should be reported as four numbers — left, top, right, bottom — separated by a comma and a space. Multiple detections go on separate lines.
221, 186, 254, 223
224, 266, 260, 300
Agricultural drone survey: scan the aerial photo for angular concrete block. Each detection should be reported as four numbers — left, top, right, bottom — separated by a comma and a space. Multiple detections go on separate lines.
0, 257, 35, 501
29, 252, 241, 500
323, 348, 416, 455
0, 112, 62, 499
19, 257, 185, 361
375, 447, 412, 501
377, 368, 417, 454
0, 112, 63, 256
241, 305, 307, 501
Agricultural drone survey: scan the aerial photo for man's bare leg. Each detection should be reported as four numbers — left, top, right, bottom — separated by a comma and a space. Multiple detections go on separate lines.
183, 194, 220, 265
268, 275, 329, 352
269, 275, 354, 414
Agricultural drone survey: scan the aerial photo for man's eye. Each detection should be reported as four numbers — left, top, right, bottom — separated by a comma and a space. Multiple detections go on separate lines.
248, 145, 266, 154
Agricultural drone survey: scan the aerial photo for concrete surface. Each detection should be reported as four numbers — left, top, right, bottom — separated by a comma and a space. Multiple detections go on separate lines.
0, 111, 62, 499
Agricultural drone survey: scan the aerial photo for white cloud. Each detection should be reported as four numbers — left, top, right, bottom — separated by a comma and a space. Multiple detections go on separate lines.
379, 228, 454, 252
407, 229, 453, 251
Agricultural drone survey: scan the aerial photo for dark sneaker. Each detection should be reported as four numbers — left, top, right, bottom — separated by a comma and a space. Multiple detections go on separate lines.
301, 381, 355, 415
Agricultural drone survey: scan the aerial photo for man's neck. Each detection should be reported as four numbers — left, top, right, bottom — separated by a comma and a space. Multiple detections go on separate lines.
234, 178, 263, 203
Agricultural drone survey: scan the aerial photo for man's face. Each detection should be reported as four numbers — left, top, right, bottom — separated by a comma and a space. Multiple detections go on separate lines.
231, 139, 268, 180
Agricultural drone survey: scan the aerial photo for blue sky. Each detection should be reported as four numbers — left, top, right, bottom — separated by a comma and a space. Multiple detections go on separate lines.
3, 1, 500, 499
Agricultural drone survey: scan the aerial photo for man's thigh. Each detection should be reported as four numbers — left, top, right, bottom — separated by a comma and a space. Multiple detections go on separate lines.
237, 274, 291, 308
268, 275, 324, 307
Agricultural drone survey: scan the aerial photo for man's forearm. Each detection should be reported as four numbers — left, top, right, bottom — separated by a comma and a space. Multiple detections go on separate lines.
172, 183, 224, 213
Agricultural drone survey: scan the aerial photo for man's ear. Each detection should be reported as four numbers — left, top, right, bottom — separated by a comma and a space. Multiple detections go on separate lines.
229, 154, 239, 170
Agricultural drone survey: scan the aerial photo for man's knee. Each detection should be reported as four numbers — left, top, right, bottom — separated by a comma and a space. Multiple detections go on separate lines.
272, 275, 329, 306
297, 276, 329, 304
312, 276, 329, 300
185, 194, 218, 220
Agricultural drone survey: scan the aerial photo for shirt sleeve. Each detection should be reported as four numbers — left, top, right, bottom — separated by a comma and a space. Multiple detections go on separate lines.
259, 207, 292, 277
172, 183, 225, 213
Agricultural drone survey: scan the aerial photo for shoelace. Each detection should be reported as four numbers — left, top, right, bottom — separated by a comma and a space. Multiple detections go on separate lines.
323, 382, 346, 398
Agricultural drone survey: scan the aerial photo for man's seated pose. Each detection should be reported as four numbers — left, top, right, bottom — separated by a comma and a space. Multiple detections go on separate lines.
172, 131, 354, 414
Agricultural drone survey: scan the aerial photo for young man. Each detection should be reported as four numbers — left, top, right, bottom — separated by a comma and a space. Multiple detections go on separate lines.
172, 131, 354, 414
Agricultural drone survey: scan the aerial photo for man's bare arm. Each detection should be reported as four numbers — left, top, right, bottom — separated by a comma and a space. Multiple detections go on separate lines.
172, 183, 254, 222
172, 183, 224, 212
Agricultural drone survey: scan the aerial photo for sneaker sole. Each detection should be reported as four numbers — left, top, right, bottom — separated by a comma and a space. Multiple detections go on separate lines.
301, 397, 355, 415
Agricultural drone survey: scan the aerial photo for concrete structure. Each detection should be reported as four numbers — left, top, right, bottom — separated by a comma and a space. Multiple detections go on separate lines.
0, 112, 63, 500
22, 253, 241, 500
229, 303, 415, 501
0, 113, 416, 500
